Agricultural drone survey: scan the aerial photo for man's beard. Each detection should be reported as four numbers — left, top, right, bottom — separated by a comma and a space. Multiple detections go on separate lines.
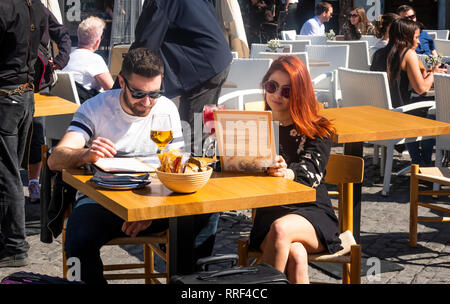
123, 92, 151, 117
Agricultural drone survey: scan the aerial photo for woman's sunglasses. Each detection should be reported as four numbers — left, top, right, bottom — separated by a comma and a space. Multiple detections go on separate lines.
121, 75, 164, 99
349, 14, 358, 18
264, 80, 291, 99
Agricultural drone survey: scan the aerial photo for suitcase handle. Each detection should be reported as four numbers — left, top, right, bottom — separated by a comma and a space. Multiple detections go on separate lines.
196, 254, 239, 272
197, 267, 258, 280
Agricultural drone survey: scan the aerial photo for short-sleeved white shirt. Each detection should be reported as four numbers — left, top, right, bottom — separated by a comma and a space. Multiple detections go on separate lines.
62, 48, 109, 91
67, 89, 185, 156
300, 16, 325, 36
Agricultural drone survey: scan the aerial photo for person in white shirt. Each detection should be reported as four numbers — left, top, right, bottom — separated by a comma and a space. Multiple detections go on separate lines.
63, 16, 114, 92
299, 2, 333, 36
48, 48, 184, 284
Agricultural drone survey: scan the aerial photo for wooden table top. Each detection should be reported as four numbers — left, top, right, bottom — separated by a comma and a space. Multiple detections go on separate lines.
34, 93, 79, 117
63, 170, 316, 222
321, 106, 450, 143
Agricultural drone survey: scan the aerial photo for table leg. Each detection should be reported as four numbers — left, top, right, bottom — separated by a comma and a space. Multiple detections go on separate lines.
343, 142, 363, 244
169, 215, 195, 277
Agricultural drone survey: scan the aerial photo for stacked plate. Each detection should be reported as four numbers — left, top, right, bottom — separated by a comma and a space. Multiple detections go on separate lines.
90, 171, 151, 189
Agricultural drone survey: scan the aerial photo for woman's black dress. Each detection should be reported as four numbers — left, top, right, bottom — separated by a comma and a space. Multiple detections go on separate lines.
249, 125, 343, 254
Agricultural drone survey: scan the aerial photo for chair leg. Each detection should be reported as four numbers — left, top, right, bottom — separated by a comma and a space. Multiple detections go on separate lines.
433, 149, 443, 191
144, 244, 153, 284
409, 164, 419, 247
237, 239, 250, 267
373, 145, 379, 166
380, 146, 386, 176
381, 145, 394, 196
62, 228, 68, 279
349, 244, 361, 284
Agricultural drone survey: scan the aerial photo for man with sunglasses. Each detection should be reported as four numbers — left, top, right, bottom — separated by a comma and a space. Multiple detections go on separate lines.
48, 48, 185, 284
397, 5, 437, 56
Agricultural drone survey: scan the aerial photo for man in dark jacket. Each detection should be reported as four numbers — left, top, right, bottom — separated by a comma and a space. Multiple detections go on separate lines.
27, 5, 71, 204
129, 0, 232, 268
0, 0, 46, 268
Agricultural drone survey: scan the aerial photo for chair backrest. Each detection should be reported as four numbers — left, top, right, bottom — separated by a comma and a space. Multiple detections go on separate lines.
220, 58, 272, 98
325, 154, 364, 233
360, 35, 380, 48
250, 43, 292, 58
218, 89, 264, 110
46, 71, 80, 142
281, 30, 297, 40
306, 45, 349, 80
296, 35, 327, 45
434, 39, 450, 56
425, 31, 437, 40
424, 29, 449, 40
257, 52, 309, 71
434, 73, 450, 150
279, 40, 311, 52
338, 67, 392, 109
109, 44, 130, 80
326, 40, 370, 70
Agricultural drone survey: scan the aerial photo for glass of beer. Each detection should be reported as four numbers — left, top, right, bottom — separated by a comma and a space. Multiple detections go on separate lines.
150, 114, 173, 153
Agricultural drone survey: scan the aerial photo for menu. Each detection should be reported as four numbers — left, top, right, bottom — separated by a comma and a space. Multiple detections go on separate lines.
94, 156, 159, 173
214, 110, 277, 172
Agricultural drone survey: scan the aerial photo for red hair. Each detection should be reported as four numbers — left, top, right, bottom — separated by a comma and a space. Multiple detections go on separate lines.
262, 55, 335, 139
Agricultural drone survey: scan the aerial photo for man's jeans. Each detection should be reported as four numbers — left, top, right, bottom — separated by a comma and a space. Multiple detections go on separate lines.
0, 89, 34, 256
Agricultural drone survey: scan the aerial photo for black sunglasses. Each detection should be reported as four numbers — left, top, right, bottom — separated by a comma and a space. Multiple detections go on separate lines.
121, 75, 164, 99
349, 14, 358, 18
264, 80, 291, 99
406, 14, 416, 20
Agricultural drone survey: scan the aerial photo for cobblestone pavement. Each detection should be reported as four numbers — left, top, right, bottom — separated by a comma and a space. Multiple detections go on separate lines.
1, 145, 449, 284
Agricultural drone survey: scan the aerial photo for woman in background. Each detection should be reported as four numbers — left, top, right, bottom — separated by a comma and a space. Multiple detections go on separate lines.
250, 56, 342, 284
340, 7, 375, 40
371, 18, 446, 166
372, 13, 400, 51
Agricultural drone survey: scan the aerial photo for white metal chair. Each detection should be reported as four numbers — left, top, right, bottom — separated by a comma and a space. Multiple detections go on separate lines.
326, 40, 371, 70
46, 71, 81, 145
306, 45, 349, 107
338, 67, 436, 196
360, 35, 380, 48
433, 73, 450, 191
218, 88, 264, 110
250, 43, 292, 58
281, 30, 297, 40
219, 58, 272, 101
279, 40, 311, 52
434, 39, 450, 56
424, 29, 449, 40
426, 31, 438, 40
295, 35, 327, 45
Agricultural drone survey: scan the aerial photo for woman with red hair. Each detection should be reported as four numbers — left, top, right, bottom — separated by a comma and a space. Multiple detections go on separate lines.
249, 55, 342, 284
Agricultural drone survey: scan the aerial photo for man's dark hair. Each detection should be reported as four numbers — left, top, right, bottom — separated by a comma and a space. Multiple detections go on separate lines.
120, 48, 164, 79
315, 2, 332, 16
396, 4, 414, 15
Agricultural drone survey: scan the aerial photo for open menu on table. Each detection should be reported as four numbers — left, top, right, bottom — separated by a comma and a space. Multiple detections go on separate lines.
94, 156, 160, 173
214, 110, 277, 172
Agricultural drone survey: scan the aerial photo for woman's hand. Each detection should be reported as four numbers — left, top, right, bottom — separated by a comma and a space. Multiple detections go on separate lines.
267, 155, 294, 180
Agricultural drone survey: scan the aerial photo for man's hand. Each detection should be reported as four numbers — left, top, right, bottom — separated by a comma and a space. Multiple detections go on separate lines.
122, 220, 153, 238
85, 137, 117, 163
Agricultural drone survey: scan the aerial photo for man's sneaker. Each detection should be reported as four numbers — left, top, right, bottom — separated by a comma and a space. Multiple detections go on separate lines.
0, 253, 28, 268
28, 180, 40, 203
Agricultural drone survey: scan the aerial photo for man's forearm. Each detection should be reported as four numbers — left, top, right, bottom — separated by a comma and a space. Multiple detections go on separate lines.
48, 146, 89, 171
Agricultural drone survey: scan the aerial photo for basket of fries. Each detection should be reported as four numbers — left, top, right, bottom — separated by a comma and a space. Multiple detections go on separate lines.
156, 149, 213, 193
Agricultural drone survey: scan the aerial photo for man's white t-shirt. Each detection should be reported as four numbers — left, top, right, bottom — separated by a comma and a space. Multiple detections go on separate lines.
300, 16, 325, 36
63, 48, 110, 91
67, 89, 185, 156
